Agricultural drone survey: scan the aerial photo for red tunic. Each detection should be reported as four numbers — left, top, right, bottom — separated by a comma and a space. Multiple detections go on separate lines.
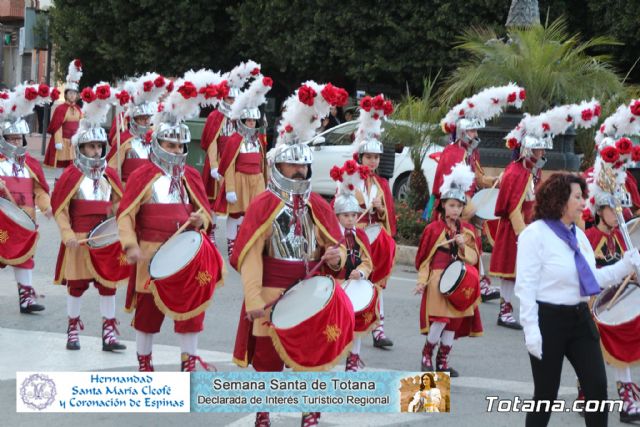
489, 160, 535, 279
44, 103, 82, 167
200, 110, 226, 207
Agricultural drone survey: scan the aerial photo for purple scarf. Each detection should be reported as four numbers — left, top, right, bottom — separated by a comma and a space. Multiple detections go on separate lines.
543, 219, 600, 296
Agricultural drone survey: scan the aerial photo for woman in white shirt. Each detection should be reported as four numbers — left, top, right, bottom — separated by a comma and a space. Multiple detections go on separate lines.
515, 173, 640, 427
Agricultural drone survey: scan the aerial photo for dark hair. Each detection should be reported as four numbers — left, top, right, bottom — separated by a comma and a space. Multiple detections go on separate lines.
420, 373, 436, 390
533, 173, 587, 220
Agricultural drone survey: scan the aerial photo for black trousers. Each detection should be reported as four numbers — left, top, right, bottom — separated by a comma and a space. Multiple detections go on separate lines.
526, 301, 608, 427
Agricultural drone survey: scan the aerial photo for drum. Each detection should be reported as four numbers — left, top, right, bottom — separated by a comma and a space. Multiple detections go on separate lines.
0, 197, 38, 265
270, 276, 355, 370
364, 224, 396, 285
438, 260, 480, 312
148, 230, 224, 320
592, 281, 640, 364
471, 188, 499, 220
342, 279, 379, 333
85, 217, 130, 287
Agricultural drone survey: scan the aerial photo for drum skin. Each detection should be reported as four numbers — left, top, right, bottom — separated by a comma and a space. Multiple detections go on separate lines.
439, 261, 480, 312
85, 217, 130, 285
269, 276, 355, 371
471, 188, 499, 220
342, 279, 380, 334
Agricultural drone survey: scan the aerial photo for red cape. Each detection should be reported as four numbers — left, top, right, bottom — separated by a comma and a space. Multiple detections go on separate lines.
52, 165, 123, 216
373, 174, 397, 236
494, 160, 531, 218
44, 103, 81, 167
108, 112, 129, 146
415, 219, 479, 270
585, 226, 627, 255
106, 129, 135, 162
432, 144, 467, 199
116, 162, 211, 224
201, 110, 226, 205
23, 153, 49, 194
230, 191, 342, 271
626, 170, 640, 210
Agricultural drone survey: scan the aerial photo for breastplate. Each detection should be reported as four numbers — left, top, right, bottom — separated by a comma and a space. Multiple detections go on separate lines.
525, 178, 535, 201
267, 204, 319, 261
0, 159, 29, 178
221, 118, 237, 137
148, 174, 189, 204
239, 137, 261, 153
73, 176, 112, 201
126, 138, 151, 159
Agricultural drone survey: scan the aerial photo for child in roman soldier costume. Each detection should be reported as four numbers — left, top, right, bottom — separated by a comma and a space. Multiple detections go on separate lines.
107, 73, 171, 182
0, 83, 53, 313
414, 162, 482, 377
201, 60, 259, 241
350, 93, 397, 349
213, 73, 272, 256
492, 100, 601, 329
330, 159, 377, 372
117, 70, 225, 372
435, 84, 526, 301
52, 82, 128, 352
230, 81, 350, 427
44, 59, 83, 176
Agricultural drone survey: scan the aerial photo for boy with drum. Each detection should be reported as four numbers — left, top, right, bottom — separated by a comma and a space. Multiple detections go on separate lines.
118, 72, 224, 372
351, 94, 397, 349
414, 162, 482, 377
330, 159, 376, 372
230, 82, 349, 427
51, 83, 127, 352
0, 83, 53, 314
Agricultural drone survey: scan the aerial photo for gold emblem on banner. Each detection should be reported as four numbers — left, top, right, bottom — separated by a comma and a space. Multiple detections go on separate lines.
363, 311, 374, 324
118, 253, 127, 266
463, 287, 474, 299
0, 229, 8, 244
196, 270, 212, 287
323, 324, 341, 342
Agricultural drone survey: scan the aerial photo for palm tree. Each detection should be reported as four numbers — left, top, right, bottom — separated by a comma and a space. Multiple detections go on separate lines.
441, 17, 624, 115
506, 0, 540, 28
386, 74, 447, 210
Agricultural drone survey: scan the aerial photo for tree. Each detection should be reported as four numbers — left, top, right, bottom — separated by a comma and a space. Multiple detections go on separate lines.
50, 0, 239, 85
506, 0, 540, 28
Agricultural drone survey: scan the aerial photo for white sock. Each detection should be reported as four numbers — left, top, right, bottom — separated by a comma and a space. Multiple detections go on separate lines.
441, 330, 455, 347
13, 267, 32, 285
478, 258, 485, 276
99, 295, 116, 319
615, 366, 632, 383
378, 292, 384, 320
500, 280, 515, 303
351, 336, 362, 355
136, 331, 154, 355
66, 295, 82, 318
179, 332, 198, 355
226, 217, 240, 240
427, 321, 446, 345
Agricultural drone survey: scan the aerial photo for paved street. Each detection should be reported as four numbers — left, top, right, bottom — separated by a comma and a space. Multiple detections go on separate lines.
2, 140, 638, 426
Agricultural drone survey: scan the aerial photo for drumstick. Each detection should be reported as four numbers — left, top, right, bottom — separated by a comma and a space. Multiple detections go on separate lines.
436, 235, 469, 248
605, 273, 634, 310
168, 207, 205, 241
357, 205, 373, 223
77, 232, 118, 245
629, 219, 640, 235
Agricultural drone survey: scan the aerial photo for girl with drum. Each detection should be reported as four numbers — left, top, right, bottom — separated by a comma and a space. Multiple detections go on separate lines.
351, 94, 397, 349
52, 83, 127, 352
330, 160, 377, 372
580, 137, 640, 423
414, 162, 482, 377
515, 173, 640, 427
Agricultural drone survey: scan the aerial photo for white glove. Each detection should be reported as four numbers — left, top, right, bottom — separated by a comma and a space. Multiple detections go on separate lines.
623, 248, 640, 270
226, 192, 238, 204
55, 143, 63, 150
210, 168, 220, 181
524, 327, 543, 360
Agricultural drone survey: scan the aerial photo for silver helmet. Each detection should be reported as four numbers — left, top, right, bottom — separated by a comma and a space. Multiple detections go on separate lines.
74, 126, 108, 180
150, 120, 189, 176
237, 107, 263, 140
129, 102, 156, 138
0, 119, 28, 160
455, 117, 485, 147
441, 186, 467, 204
357, 133, 383, 155
269, 142, 314, 198
218, 87, 241, 117
334, 193, 361, 214
520, 134, 551, 169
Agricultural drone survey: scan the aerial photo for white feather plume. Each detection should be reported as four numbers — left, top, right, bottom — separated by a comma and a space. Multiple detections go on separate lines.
229, 74, 272, 120
226, 60, 260, 89
351, 93, 393, 153
594, 100, 640, 148
71, 82, 115, 146
66, 59, 83, 87
441, 83, 525, 133
131, 72, 168, 105
439, 162, 475, 196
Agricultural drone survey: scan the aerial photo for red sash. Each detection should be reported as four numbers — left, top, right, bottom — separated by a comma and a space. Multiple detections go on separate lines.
62, 120, 79, 139
121, 158, 149, 182
137, 203, 193, 242
236, 153, 262, 175
431, 249, 453, 270
3, 176, 34, 208
69, 199, 111, 232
